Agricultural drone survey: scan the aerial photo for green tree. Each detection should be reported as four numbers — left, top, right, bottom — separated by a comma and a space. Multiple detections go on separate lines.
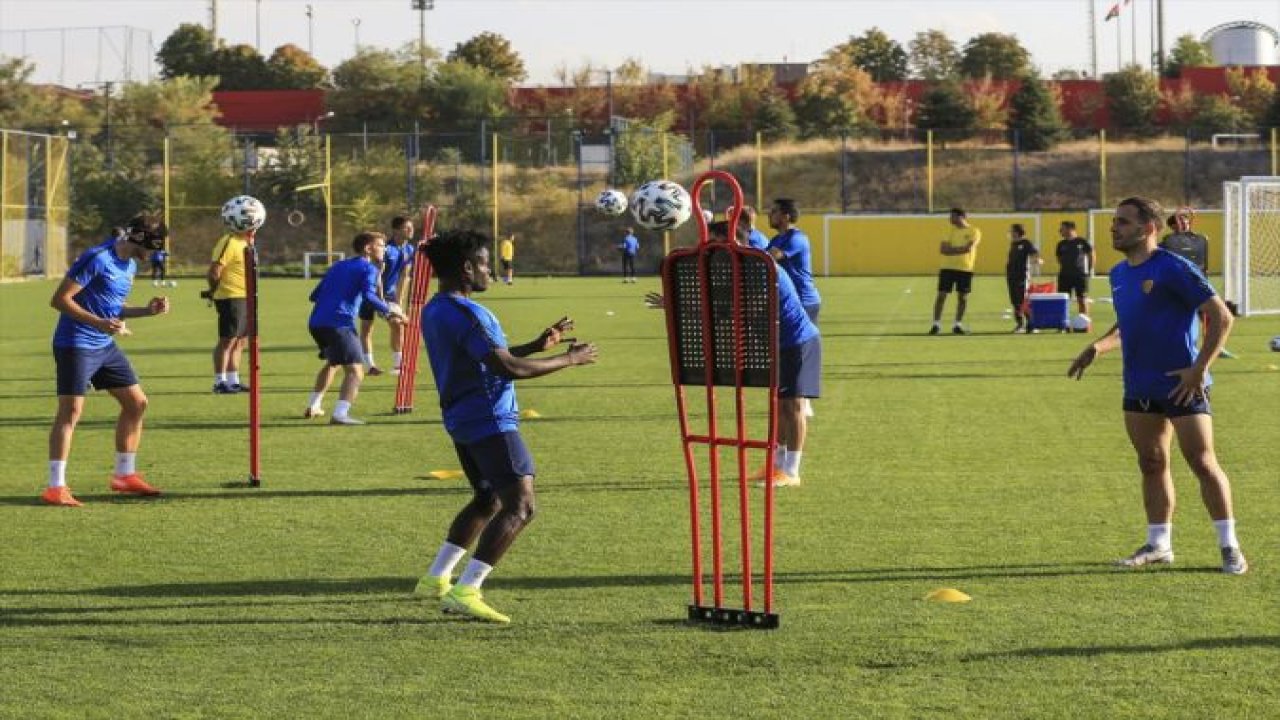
156, 23, 216, 79
1263, 88, 1280, 138
752, 89, 797, 141
1189, 95, 1250, 134
830, 28, 908, 82
211, 44, 271, 90
424, 60, 509, 132
793, 54, 881, 137
908, 30, 960, 81
915, 79, 977, 140
613, 111, 681, 186
1104, 65, 1161, 135
447, 32, 526, 83
329, 46, 427, 129
689, 64, 773, 137
1007, 72, 1066, 150
959, 33, 1031, 80
1225, 66, 1276, 127
267, 44, 328, 89
1163, 34, 1214, 78
0, 57, 95, 130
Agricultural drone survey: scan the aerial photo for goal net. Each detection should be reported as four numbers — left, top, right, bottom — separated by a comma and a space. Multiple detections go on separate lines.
1223, 177, 1280, 316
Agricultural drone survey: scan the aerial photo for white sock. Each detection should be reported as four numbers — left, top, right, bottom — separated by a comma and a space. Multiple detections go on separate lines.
307, 391, 324, 410
392, 351, 403, 370
773, 448, 788, 470
1213, 519, 1239, 549
215, 372, 228, 384
1146, 523, 1172, 550
803, 398, 815, 418
228, 371, 241, 386
48, 460, 67, 488
783, 450, 803, 477
428, 541, 468, 578
334, 400, 352, 418
363, 353, 374, 367
931, 321, 940, 329
114, 452, 137, 477
457, 558, 494, 589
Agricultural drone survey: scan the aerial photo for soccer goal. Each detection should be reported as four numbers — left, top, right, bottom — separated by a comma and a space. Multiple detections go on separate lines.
1223, 176, 1280, 316
302, 251, 344, 279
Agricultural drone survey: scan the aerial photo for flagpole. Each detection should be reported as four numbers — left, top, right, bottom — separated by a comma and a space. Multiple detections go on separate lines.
1130, 0, 1137, 66
1116, 11, 1122, 70
1089, 0, 1098, 78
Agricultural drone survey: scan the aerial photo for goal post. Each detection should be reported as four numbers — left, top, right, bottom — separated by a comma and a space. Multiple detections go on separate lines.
1224, 176, 1280, 316
302, 251, 344, 279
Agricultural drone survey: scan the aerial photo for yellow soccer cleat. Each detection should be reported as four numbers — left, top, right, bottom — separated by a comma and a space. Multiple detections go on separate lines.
442, 585, 510, 624
413, 575, 453, 599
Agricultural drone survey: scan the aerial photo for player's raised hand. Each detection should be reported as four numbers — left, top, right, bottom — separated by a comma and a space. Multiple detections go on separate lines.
1067, 344, 1097, 380
148, 296, 170, 315
1165, 366, 1207, 406
566, 341, 598, 366
538, 316, 575, 351
644, 292, 665, 309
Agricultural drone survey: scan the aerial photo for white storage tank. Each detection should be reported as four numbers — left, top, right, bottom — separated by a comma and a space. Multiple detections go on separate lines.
1202, 21, 1279, 66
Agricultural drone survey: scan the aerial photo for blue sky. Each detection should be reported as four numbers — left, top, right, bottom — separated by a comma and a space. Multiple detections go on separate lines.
1, 0, 1276, 87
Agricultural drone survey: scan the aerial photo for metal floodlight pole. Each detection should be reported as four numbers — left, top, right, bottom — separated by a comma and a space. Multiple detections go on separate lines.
305, 4, 315, 55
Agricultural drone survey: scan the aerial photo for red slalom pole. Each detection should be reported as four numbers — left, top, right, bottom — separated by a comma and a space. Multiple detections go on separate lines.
393, 204, 437, 414
245, 238, 262, 487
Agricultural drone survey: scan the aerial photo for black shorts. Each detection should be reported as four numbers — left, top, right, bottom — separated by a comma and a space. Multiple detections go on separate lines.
937, 269, 973, 294
1057, 273, 1089, 298
779, 337, 821, 399
454, 431, 537, 492
1006, 276, 1029, 308
1123, 391, 1211, 418
309, 326, 364, 366
215, 298, 248, 338
500, 259, 513, 273
54, 344, 139, 396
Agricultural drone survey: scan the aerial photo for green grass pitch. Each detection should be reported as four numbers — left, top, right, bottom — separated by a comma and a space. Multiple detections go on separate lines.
2, 274, 1278, 718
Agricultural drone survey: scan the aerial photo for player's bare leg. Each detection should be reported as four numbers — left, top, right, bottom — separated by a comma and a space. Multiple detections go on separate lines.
1117, 411, 1176, 567
954, 292, 969, 333
43, 395, 85, 505
305, 364, 338, 418
329, 363, 366, 425
359, 316, 381, 375
1170, 413, 1245, 572
106, 384, 160, 495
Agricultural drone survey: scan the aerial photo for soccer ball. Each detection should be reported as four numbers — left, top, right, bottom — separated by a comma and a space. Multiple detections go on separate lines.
630, 180, 693, 231
1070, 314, 1091, 333
166, 280, 178, 288
221, 195, 267, 232
1270, 335, 1280, 352
595, 189, 628, 216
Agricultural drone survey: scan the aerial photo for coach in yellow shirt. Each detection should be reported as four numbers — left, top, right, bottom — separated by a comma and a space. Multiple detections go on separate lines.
499, 233, 515, 285
930, 207, 981, 335
207, 230, 253, 393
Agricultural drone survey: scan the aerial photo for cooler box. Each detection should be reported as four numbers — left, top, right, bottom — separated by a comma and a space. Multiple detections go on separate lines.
1028, 292, 1069, 331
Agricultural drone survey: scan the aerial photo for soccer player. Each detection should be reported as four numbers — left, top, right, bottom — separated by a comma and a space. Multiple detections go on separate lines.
930, 207, 981, 335
358, 215, 415, 376
741, 205, 770, 251
499, 233, 515, 285
1068, 196, 1246, 575
1005, 223, 1041, 333
149, 245, 169, 286
1161, 209, 1236, 359
43, 215, 171, 506
619, 227, 639, 283
304, 231, 407, 425
766, 198, 821, 321
645, 221, 820, 487
413, 229, 597, 623
207, 225, 253, 393
1055, 220, 1094, 316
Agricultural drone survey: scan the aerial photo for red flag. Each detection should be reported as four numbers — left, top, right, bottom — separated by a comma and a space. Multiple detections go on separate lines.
1105, 3, 1120, 21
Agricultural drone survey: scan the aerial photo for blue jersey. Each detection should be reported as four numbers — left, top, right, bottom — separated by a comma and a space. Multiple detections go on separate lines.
768, 228, 821, 307
308, 256, 389, 329
150, 249, 168, 263
776, 261, 820, 349
53, 239, 136, 350
382, 242, 414, 297
421, 293, 519, 444
620, 234, 639, 256
747, 228, 770, 251
1110, 249, 1215, 399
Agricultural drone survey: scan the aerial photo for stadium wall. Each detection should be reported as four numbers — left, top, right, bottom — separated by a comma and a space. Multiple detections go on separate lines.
812, 210, 1225, 276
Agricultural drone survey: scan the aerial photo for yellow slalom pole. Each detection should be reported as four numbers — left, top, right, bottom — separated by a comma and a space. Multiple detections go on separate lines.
325, 134, 333, 258
755, 131, 763, 210
1272, 127, 1277, 176
662, 132, 670, 255
492, 132, 499, 263
926, 130, 934, 214
1099, 129, 1108, 209
45, 137, 53, 271
1, 130, 7, 276
163, 136, 171, 251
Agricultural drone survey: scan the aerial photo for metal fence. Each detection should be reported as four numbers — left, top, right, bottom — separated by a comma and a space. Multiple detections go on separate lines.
1, 129, 70, 280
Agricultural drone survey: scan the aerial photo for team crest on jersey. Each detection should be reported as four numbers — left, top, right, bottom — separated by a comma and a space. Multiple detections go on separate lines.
1142, 279, 1154, 294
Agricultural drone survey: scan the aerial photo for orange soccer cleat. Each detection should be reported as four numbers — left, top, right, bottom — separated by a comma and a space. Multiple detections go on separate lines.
41, 486, 83, 507
109, 473, 162, 496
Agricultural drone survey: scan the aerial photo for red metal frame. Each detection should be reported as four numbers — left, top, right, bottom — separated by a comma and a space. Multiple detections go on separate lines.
245, 237, 262, 487
393, 205, 438, 414
661, 170, 780, 627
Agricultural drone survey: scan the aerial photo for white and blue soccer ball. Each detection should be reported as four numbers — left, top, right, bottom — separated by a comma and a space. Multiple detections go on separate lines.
1270, 335, 1280, 352
630, 180, 693, 232
595, 189, 628, 217
221, 195, 267, 233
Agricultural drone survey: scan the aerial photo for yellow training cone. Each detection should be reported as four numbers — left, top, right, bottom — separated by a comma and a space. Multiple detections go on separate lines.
520, 409, 543, 419
427, 470, 464, 480
925, 588, 972, 603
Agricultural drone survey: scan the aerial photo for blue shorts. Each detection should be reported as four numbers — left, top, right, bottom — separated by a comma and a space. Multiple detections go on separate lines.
357, 291, 395, 321
309, 326, 363, 366
454, 431, 537, 492
779, 337, 821, 398
53, 344, 139, 396
1123, 391, 1212, 418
